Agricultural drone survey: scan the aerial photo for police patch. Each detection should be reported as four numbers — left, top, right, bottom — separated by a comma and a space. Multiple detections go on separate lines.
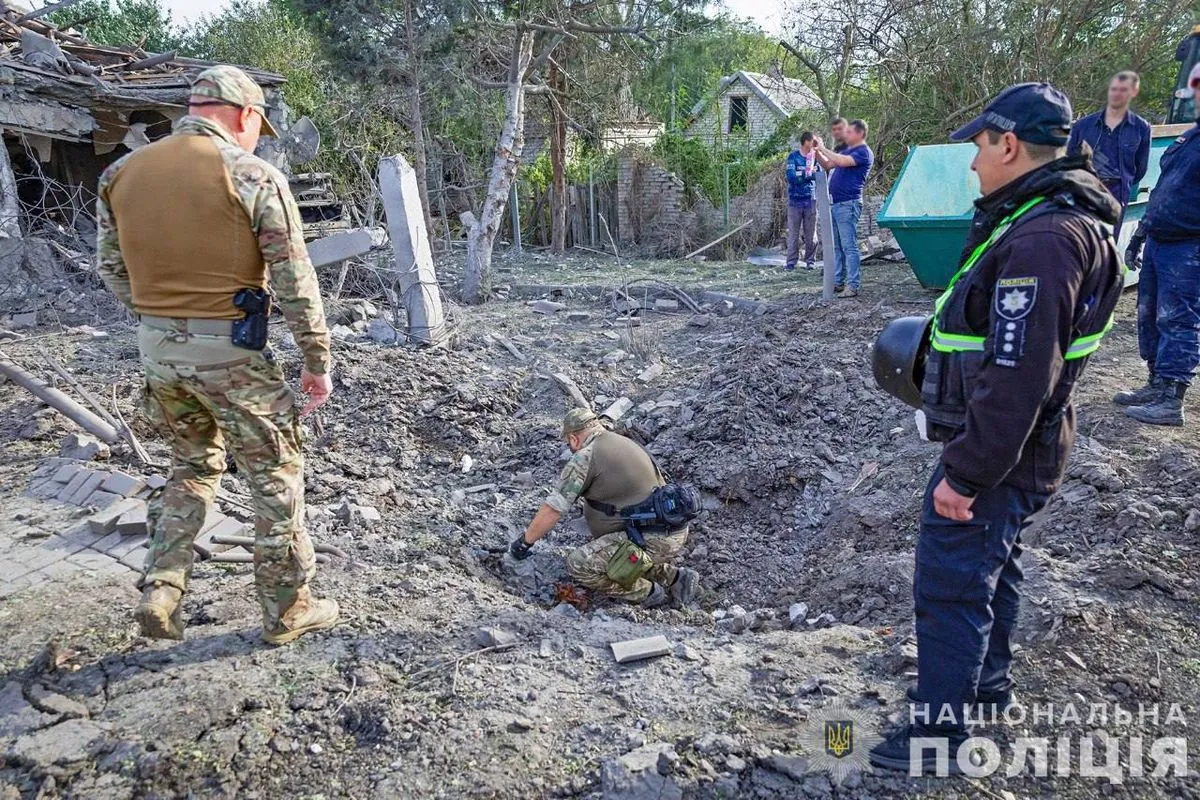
995, 276, 1038, 321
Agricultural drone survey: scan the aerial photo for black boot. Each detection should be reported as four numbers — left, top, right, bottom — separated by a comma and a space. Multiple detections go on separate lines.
868, 724, 971, 774
1113, 373, 1161, 406
1124, 381, 1186, 427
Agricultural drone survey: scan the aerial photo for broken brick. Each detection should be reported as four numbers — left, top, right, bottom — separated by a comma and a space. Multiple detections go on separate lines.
51, 464, 83, 484
66, 472, 107, 506
100, 471, 146, 497
611, 635, 672, 664
56, 469, 95, 503
87, 498, 144, 535
116, 503, 149, 536
82, 490, 123, 510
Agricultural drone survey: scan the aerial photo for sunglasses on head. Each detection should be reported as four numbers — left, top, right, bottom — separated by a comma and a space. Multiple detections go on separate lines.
189, 98, 268, 118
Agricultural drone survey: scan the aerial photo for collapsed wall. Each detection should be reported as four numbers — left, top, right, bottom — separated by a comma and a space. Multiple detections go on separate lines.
614, 148, 892, 258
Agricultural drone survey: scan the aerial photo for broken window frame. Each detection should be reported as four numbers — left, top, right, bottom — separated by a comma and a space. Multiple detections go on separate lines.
728, 96, 749, 134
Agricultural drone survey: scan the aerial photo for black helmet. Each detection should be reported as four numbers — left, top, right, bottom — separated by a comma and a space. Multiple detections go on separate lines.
872, 316, 932, 409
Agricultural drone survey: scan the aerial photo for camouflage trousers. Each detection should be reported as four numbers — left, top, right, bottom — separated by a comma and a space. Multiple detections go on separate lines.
137, 322, 315, 630
566, 528, 688, 602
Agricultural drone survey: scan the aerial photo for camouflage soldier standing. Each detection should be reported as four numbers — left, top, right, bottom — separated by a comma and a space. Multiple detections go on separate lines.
510, 409, 700, 607
96, 66, 338, 645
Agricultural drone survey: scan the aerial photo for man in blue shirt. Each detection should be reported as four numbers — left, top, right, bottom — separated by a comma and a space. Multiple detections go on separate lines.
1066, 71, 1151, 223
785, 132, 818, 271
1117, 63, 1200, 426
814, 119, 874, 297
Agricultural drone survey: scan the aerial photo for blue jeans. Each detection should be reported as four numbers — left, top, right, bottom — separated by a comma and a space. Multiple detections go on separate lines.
912, 464, 1050, 733
831, 199, 862, 289
1137, 238, 1200, 384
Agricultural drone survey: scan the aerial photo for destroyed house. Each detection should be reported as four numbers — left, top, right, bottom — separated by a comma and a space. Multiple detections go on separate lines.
683, 70, 821, 147
0, 2, 289, 246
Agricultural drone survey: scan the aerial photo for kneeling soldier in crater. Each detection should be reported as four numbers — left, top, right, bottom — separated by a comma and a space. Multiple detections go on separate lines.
510, 409, 701, 608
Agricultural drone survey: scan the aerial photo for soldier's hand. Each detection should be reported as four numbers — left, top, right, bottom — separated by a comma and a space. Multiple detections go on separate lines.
510, 535, 534, 560
932, 478, 975, 522
299, 369, 333, 417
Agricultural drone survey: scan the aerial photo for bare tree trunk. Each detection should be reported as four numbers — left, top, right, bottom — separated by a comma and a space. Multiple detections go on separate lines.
548, 59, 568, 254
404, 0, 434, 239
462, 30, 534, 304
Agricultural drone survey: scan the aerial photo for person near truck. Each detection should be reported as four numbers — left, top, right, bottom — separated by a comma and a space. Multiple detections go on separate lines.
96, 65, 338, 645
785, 132, 818, 271
1066, 70, 1151, 222
813, 119, 874, 297
1115, 63, 1200, 427
509, 409, 700, 608
868, 83, 1124, 773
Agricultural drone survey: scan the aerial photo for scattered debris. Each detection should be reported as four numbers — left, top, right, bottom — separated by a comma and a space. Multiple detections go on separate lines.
611, 635, 672, 664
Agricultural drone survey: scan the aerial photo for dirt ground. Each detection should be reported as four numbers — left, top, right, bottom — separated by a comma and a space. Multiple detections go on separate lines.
2, 253, 1200, 799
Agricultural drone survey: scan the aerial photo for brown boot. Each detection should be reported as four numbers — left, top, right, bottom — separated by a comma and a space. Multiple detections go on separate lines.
262, 588, 339, 646
134, 581, 184, 641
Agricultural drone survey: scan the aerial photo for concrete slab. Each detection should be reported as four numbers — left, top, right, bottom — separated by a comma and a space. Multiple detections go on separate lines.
87, 497, 143, 534
0, 574, 33, 600
119, 546, 148, 572
35, 558, 80, 582
66, 472, 106, 506
91, 530, 124, 554
611, 635, 672, 664
102, 534, 148, 560
82, 490, 123, 509
25, 477, 62, 500
0, 559, 32, 583
144, 475, 167, 490
100, 471, 145, 497
116, 502, 148, 536
56, 469, 95, 503
51, 463, 82, 484
65, 551, 120, 573
306, 229, 374, 268
601, 397, 634, 421
379, 154, 446, 345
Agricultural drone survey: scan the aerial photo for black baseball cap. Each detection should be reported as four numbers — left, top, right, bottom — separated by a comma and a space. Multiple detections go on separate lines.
950, 82, 1073, 146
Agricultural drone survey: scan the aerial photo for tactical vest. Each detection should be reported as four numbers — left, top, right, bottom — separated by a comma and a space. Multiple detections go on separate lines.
581, 432, 665, 536
921, 195, 1119, 438
105, 133, 266, 320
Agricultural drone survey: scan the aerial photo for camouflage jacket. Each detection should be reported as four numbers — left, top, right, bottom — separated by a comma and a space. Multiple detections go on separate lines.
96, 115, 331, 375
545, 429, 603, 514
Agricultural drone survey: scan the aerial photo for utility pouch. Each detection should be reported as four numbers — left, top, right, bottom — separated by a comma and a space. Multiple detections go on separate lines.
231, 287, 270, 350
606, 538, 654, 589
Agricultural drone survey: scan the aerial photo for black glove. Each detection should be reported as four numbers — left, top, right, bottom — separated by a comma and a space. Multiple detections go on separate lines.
1125, 227, 1146, 271
510, 535, 534, 560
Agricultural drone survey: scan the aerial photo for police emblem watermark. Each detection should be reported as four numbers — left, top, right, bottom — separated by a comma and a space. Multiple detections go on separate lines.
799, 700, 881, 784
910, 701, 1190, 781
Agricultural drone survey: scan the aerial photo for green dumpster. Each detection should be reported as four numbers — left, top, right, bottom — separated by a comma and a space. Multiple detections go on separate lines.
877, 131, 1186, 290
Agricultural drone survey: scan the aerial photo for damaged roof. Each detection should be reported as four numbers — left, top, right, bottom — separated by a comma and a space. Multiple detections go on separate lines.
0, 0, 284, 153
687, 70, 822, 122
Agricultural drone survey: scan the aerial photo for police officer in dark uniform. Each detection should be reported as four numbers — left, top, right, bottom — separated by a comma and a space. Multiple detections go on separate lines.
869, 84, 1124, 772
1115, 62, 1200, 427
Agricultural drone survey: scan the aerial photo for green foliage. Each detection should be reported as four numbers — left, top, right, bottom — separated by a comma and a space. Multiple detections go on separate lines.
650, 132, 774, 206
49, 0, 178, 52
751, 110, 828, 160
179, 0, 407, 200
637, 15, 787, 128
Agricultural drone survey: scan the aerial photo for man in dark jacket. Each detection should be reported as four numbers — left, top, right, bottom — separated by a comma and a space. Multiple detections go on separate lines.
870, 83, 1124, 774
1115, 62, 1200, 427
785, 132, 818, 271
1067, 71, 1152, 219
